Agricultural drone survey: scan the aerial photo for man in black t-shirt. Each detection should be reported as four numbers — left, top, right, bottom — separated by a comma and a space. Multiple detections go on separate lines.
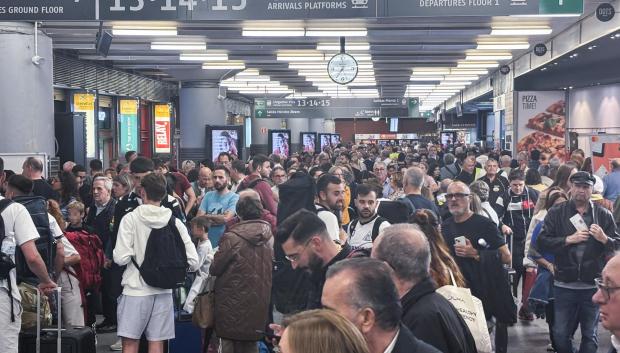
22, 156, 59, 201
441, 181, 512, 353
403, 166, 441, 217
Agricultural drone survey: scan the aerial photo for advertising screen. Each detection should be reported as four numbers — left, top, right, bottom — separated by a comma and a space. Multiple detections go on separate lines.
210, 128, 241, 162
319, 133, 331, 152
301, 132, 317, 153
269, 130, 291, 157
330, 134, 341, 146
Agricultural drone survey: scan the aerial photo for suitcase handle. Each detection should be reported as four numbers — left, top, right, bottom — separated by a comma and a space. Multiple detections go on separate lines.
36, 286, 62, 353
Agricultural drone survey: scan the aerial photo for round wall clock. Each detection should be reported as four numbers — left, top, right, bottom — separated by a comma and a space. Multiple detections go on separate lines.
327, 53, 358, 85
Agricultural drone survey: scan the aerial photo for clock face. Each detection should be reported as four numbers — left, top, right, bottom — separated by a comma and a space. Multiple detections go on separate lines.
327, 53, 358, 85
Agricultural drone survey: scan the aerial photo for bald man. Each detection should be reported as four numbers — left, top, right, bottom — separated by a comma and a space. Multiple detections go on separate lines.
63, 161, 76, 173
372, 223, 477, 353
593, 253, 620, 353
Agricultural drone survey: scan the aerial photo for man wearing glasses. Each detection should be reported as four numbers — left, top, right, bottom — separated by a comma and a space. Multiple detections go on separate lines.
592, 253, 620, 353
538, 171, 619, 353
277, 209, 352, 310
373, 161, 393, 198
441, 181, 512, 353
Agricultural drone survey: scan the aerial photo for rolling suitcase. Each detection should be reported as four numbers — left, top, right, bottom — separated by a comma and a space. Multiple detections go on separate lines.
19, 287, 96, 353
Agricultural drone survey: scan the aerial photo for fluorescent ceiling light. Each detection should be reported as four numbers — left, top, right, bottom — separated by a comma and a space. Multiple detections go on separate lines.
224, 76, 272, 82
412, 68, 450, 74
236, 69, 261, 76
444, 75, 478, 81
450, 69, 488, 75
179, 53, 228, 61
203, 62, 245, 70
411, 71, 450, 76
439, 81, 471, 86
242, 28, 305, 37
290, 63, 373, 70
410, 76, 444, 81
151, 42, 206, 50
113, 27, 177, 36
277, 54, 326, 61
457, 62, 499, 68
465, 54, 512, 61
317, 43, 370, 51
476, 42, 530, 50
306, 28, 367, 37
490, 27, 552, 36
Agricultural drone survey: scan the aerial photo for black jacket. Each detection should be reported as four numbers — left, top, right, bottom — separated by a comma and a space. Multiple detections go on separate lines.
501, 187, 538, 241
85, 199, 116, 257
401, 277, 477, 353
306, 243, 353, 310
393, 324, 442, 353
480, 175, 509, 217
537, 200, 618, 285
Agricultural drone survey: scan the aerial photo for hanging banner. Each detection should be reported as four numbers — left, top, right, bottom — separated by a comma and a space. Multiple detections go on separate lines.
119, 99, 139, 156
590, 135, 620, 178
72, 93, 97, 159
154, 104, 172, 154
516, 91, 567, 161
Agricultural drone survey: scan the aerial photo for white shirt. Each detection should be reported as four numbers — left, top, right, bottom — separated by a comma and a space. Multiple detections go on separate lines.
0, 196, 39, 301
347, 215, 391, 249
315, 204, 340, 242
612, 335, 620, 353
383, 329, 400, 353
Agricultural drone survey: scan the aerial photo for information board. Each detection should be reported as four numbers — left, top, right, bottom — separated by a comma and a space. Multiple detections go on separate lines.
254, 98, 417, 119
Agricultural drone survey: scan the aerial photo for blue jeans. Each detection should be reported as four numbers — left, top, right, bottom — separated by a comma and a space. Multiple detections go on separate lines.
553, 286, 599, 353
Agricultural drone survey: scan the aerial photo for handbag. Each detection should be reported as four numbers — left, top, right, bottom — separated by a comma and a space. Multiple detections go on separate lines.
192, 275, 216, 329
437, 270, 493, 353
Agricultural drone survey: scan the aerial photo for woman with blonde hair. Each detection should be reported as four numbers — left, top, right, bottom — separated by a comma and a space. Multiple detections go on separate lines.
409, 209, 467, 288
279, 309, 370, 353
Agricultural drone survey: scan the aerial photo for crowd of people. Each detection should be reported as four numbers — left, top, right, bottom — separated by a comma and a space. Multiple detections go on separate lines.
1, 141, 620, 353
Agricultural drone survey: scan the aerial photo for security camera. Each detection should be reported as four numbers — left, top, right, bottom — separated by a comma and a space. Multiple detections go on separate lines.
32, 56, 45, 65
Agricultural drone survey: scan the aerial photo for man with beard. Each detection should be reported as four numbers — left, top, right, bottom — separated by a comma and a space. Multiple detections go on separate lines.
197, 166, 240, 248
278, 209, 353, 310
346, 184, 390, 249
315, 175, 346, 243
537, 171, 618, 353
479, 158, 509, 218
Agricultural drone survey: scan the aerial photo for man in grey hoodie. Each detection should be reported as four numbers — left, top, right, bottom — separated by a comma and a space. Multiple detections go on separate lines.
114, 173, 199, 353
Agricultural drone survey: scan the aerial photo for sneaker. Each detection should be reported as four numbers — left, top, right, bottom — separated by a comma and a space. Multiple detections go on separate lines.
546, 343, 556, 352
97, 324, 117, 333
518, 307, 534, 321
95, 320, 111, 330
110, 339, 122, 351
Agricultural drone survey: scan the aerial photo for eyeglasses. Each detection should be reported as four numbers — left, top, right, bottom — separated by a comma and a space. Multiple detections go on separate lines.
285, 238, 312, 263
446, 193, 470, 200
595, 278, 620, 302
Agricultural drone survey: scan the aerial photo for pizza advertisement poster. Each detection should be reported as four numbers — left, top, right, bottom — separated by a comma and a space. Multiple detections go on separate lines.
517, 91, 567, 161
590, 135, 620, 178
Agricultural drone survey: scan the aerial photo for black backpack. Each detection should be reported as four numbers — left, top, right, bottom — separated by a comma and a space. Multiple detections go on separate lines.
377, 198, 414, 224
12, 195, 56, 282
132, 216, 188, 289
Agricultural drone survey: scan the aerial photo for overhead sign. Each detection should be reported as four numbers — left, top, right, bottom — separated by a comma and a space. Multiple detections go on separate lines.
0, 0, 582, 20
355, 133, 418, 140
254, 98, 418, 119
72, 93, 97, 159
154, 104, 172, 154
119, 99, 139, 156
0, 1, 96, 20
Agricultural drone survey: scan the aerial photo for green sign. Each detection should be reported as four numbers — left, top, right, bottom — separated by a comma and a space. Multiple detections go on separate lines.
119, 100, 139, 155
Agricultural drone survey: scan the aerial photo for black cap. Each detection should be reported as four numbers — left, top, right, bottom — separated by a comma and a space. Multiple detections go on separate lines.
570, 171, 596, 186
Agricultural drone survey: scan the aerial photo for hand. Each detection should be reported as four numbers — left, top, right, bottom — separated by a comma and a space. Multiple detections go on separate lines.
501, 224, 513, 236
589, 224, 608, 244
546, 264, 555, 276
454, 239, 479, 259
104, 259, 112, 269
268, 323, 283, 345
565, 230, 590, 245
38, 280, 57, 296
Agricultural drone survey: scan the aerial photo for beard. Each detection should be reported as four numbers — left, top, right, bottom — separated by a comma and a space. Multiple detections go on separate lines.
214, 182, 227, 191
306, 251, 325, 274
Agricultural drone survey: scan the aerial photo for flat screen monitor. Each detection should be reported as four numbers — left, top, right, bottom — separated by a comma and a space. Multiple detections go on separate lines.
269, 129, 291, 158
330, 134, 341, 147
300, 132, 317, 153
206, 125, 243, 162
318, 133, 332, 152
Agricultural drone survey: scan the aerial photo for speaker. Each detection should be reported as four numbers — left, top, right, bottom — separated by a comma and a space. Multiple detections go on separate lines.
96, 30, 113, 57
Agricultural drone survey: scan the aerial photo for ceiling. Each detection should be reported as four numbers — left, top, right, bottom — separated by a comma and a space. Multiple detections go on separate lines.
40, 2, 598, 108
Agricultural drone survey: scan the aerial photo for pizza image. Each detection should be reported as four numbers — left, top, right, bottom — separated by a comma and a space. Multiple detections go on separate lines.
546, 100, 565, 115
518, 131, 567, 161
526, 112, 565, 138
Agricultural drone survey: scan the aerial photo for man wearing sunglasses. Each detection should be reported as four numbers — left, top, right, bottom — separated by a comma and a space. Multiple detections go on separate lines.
592, 253, 620, 353
538, 171, 619, 353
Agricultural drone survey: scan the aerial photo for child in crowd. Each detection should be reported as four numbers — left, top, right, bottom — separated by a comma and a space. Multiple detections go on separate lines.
183, 216, 215, 313
66, 201, 85, 232
59, 201, 85, 326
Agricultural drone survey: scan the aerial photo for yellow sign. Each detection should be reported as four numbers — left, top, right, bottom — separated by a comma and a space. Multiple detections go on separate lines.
154, 104, 170, 118
72, 93, 97, 158
119, 99, 138, 115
